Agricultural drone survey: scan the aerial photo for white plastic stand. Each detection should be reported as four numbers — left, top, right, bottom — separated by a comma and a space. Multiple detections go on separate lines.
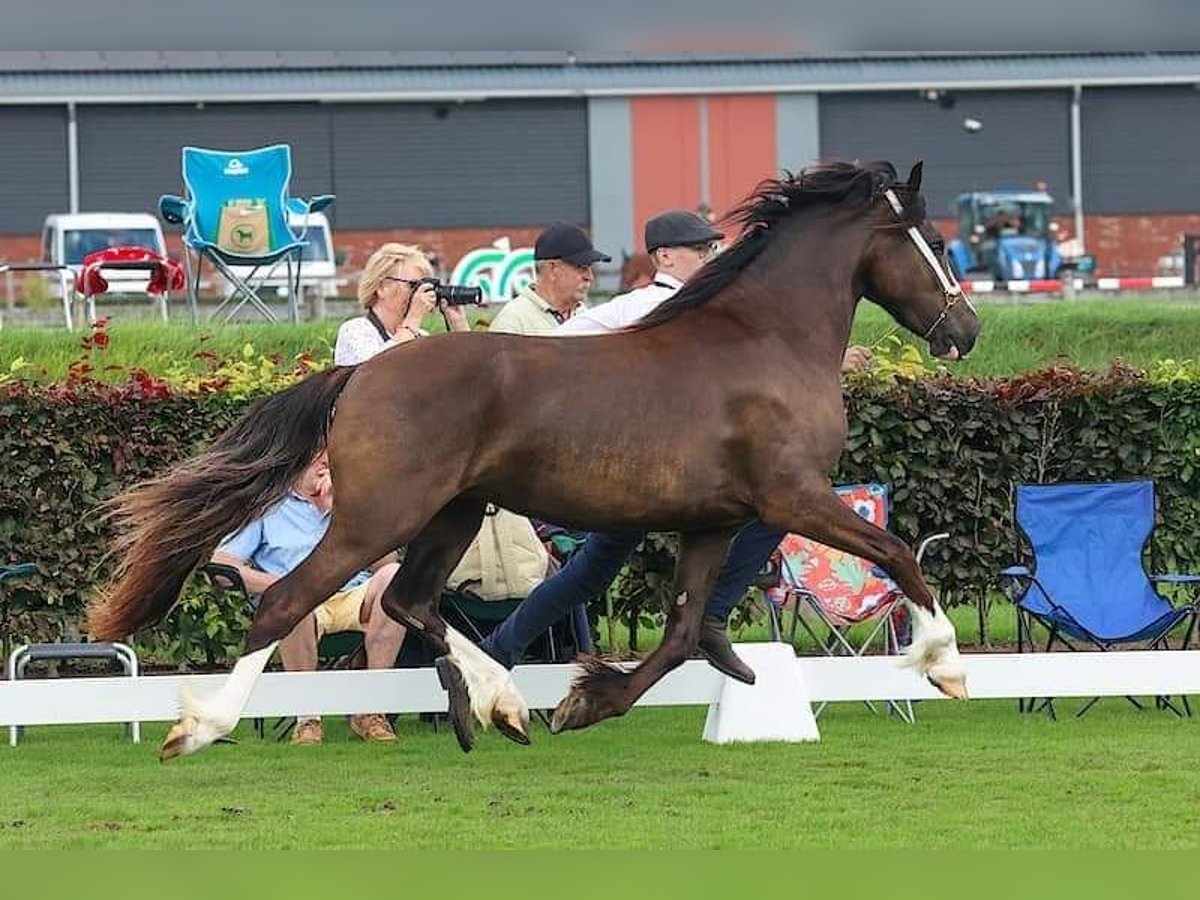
702, 642, 820, 744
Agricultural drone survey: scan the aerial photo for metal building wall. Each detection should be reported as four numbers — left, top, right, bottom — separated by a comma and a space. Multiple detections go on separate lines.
328, 98, 589, 228
73, 98, 588, 230
76, 103, 334, 219
1081, 86, 1200, 214
0, 106, 69, 234
819, 90, 1073, 218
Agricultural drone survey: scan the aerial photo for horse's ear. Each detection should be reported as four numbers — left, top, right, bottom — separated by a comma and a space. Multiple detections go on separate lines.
907, 161, 924, 192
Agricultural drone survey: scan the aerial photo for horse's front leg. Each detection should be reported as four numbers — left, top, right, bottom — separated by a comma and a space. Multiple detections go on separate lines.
759, 483, 967, 700
159, 523, 377, 760
551, 528, 736, 733
378, 496, 530, 753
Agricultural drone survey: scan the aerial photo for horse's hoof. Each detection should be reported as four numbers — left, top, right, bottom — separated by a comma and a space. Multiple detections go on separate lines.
928, 674, 969, 700
159, 717, 197, 761
491, 708, 531, 745
550, 690, 598, 734
435, 656, 476, 753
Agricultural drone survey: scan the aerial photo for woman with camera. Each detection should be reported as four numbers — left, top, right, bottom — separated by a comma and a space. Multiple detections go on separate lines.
334, 242, 471, 366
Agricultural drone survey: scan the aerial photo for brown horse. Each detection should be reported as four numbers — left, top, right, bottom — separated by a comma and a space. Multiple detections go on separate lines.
89, 160, 979, 759
619, 250, 656, 291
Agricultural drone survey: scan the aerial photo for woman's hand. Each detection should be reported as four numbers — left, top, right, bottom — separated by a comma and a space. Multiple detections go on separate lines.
401, 281, 438, 334
443, 303, 471, 332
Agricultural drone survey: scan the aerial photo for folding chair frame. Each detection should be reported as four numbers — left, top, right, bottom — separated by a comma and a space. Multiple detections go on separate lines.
1004, 567, 1198, 719
185, 243, 302, 325
775, 531, 947, 724
1002, 480, 1200, 720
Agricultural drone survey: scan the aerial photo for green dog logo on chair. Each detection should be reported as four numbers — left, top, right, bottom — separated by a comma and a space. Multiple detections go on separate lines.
232, 224, 258, 249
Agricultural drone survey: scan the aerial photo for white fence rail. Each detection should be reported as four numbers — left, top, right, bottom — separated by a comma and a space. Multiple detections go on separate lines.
3, 650, 1198, 732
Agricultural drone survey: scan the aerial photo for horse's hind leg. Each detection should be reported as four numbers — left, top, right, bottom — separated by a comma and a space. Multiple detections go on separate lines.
378, 496, 531, 752
160, 510, 425, 760
759, 483, 967, 700
551, 528, 736, 734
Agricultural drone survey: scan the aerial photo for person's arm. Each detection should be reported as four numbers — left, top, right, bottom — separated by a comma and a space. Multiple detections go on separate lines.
368, 553, 399, 573
210, 549, 279, 597
441, 303, 472, 333
397, 282, 438, 341
841, 345, 873, 372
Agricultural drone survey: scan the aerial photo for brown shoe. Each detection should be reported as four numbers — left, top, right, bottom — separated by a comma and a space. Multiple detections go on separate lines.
697, 617, 756, 685
350, 713, 398, 743
290, 718, 323, 745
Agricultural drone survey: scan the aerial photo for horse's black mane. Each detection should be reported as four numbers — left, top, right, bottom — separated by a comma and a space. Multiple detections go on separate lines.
633, 160, 923, 330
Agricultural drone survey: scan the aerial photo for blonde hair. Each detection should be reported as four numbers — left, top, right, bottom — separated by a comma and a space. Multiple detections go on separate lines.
357, 243, 434, 309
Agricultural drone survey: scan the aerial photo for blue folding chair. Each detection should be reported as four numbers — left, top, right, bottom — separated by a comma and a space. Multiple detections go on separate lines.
1001, 481, 1199, 718
159, 144, 334, 323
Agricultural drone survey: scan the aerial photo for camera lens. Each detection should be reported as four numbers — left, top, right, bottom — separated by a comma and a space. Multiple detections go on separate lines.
436, 284, 483, 306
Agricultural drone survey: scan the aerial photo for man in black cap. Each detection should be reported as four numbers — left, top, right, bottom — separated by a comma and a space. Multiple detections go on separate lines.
559, 209, 723, 333
489, 222, 611, 335
479, 209, 874, 684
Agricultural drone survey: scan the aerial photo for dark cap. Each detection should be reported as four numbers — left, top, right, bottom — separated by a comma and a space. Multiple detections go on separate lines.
644, 210, 725, 252
534, 223, 611, 266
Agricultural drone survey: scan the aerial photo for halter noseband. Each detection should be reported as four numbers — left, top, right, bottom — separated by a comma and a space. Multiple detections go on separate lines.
882, 188, 976, 340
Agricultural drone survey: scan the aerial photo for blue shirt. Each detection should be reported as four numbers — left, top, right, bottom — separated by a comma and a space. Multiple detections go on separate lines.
216, 492, 370, 593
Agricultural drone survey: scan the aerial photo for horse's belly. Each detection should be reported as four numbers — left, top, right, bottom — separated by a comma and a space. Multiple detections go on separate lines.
483, 456, 748, 533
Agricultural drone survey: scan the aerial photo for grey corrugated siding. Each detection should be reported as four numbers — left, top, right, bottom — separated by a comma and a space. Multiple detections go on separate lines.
819, 90, 1073, 217
77, 103, 334, 219
0, 106, 68, 234
1082, 86, 1200, 214
329, 99, 588, 228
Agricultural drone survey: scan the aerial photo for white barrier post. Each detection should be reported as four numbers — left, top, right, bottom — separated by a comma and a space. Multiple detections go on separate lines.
702, 643, 820, 744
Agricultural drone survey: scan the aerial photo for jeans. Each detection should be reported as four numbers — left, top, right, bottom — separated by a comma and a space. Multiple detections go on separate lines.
480, 521, 785, 668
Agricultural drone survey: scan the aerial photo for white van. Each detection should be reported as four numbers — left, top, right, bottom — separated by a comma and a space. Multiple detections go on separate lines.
41, 212, 167, 296
222, 211, 340, 299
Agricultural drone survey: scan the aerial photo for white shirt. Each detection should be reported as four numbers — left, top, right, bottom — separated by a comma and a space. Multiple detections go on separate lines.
556, 272, 682, 335
334, 315, 427, 365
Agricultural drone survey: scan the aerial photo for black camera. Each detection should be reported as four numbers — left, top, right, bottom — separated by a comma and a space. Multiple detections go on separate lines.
416, 277, 482, 306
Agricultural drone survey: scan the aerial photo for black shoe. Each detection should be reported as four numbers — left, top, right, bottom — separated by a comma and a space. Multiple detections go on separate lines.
697, 617, 756, 685
434, 656, 475, 753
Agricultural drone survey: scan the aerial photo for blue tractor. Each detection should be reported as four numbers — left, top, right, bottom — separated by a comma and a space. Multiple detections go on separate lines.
947, 190, 1063, 281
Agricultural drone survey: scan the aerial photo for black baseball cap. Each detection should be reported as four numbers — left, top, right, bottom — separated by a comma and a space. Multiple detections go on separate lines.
645, 210, 725, 252
534, 223, 611, 266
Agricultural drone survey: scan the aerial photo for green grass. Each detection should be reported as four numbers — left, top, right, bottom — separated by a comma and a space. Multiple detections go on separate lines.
2, 296, 1199, 382
849, 295, 1200, 377
2, 700, 1196, 849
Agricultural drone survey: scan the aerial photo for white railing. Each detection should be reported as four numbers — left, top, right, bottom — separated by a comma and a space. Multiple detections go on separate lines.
2, 650, 1197, 744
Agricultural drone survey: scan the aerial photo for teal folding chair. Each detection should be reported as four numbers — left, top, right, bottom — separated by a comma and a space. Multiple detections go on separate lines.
159, 144, 334, 323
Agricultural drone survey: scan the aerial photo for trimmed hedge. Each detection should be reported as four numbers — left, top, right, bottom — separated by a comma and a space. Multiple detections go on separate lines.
2, 364, 1198, 663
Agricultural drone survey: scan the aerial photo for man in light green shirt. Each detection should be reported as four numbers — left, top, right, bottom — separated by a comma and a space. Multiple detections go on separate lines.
489, 223, 610, 335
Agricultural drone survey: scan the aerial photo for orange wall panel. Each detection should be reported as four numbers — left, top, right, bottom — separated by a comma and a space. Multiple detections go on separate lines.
707, 95, 778, 219
631, 96, 702, 251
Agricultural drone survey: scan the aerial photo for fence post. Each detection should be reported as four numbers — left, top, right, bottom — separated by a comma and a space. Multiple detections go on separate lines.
1183, 234, 1199, 288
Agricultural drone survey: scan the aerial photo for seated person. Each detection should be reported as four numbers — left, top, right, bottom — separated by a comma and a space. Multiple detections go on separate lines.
212, 451, 405, 745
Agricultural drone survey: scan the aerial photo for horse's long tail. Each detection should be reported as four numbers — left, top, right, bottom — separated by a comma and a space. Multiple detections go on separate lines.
87, 365, 358, 641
